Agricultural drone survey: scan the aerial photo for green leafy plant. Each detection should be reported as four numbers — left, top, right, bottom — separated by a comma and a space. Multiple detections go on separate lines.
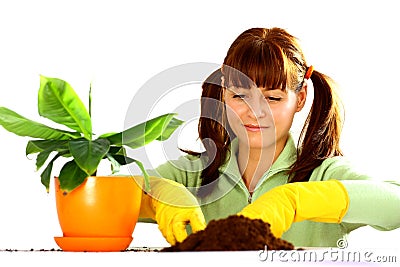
0, 75, 183, 192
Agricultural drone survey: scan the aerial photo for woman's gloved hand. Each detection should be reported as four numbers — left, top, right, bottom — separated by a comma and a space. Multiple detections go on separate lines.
238, 180, 349, 238
139, 177, 206, 245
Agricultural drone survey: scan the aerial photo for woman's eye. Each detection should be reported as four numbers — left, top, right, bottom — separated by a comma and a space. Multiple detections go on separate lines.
233, 94, 247, 99
266, 96, 282, 102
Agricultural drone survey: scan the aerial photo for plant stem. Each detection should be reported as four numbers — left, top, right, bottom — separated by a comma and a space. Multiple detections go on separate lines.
89, 82, 93, 140
89, 82, 92, 119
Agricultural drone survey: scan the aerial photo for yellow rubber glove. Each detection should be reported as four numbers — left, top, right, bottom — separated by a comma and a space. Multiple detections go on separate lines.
238, 180, 349, 238
139, 176, 206, 245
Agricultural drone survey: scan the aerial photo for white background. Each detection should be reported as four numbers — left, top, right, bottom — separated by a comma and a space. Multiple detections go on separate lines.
0, 0, 400, 256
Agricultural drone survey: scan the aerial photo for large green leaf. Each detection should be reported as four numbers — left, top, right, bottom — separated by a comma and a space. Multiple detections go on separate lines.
156, 116, 184, 141
107, 146, 125, 155
25, 140, 70, 170
36, 149, 70, 171
109, 155, 135, 165
104, 113, 183, 149
38, 75, 92, 140
69, 138, 110, 176
106, 146, 135, 165
40, 153, 60, 192
58, 160, 88, 192
0, 107, 80, 140
26, 140, 69, 156
36, 150, 54, 171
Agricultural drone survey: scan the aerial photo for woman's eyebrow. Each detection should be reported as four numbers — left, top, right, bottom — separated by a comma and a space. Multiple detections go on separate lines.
225, 86, 247, 92
225, 87, 237, 92
262, 88, 282, 91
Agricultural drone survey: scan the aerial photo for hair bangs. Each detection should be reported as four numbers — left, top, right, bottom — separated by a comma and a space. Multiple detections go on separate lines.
222, 39, 289, 91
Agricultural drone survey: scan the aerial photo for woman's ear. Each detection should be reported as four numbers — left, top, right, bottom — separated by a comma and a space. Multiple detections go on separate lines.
296, 83, 307, 112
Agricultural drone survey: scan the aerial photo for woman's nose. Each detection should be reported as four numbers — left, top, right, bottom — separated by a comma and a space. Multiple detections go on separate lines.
247, 97, 268, 118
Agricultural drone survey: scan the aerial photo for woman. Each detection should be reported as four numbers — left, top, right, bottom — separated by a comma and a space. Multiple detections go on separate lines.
139, 27, 400, 247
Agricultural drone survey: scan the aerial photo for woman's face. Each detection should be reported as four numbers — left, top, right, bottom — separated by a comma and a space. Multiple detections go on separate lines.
224, 84, 306, 151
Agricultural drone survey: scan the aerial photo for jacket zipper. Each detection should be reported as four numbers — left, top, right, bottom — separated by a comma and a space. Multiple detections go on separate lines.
244, 168, 290, 204
234, 167, 289, 205
247, 194, 252, 204
236, 180, 252, 204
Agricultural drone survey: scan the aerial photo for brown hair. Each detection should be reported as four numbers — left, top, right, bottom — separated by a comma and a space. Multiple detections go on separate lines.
184, 69, 235, 197
193, 28, 343, 197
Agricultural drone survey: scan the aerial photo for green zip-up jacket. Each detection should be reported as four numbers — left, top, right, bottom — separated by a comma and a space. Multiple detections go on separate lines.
148, 135, 400, 247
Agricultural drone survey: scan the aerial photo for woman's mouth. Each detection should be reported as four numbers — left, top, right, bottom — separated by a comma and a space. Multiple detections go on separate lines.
243, 124, 269, 132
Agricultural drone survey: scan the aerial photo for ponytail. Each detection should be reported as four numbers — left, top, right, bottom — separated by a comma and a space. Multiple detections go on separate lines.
288, 70, 343, 182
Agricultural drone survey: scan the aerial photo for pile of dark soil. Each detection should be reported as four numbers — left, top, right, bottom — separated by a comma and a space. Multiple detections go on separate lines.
162, 215, 294, 251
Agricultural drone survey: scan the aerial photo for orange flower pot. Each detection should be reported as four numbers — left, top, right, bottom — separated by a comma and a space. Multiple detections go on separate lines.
54, 176, 143, 252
